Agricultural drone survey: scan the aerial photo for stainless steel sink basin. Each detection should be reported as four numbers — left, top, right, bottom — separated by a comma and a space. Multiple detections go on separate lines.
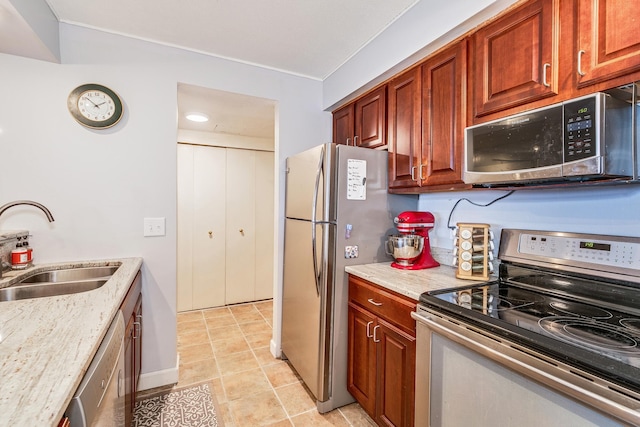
18, 266, 119, 284
0, 280, 108, 301
0, 265, 120, 301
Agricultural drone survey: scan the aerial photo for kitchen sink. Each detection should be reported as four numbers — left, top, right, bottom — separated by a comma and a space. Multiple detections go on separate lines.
0, 279, 108, 301
17, 266, 119, 284
0, 265, 120, 301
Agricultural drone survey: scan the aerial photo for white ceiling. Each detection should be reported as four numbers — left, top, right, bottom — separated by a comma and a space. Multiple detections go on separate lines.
44, 0, 419, 80
177, 84, 276, 138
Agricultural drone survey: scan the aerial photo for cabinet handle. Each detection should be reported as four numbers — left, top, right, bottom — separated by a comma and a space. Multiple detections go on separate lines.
366, 321, 374, 338
367, 298, 382, 306
411, 166, 417, 181
346, 138, 351, 146
353, 136, 358, 146
543, 63, 550, 87
373, 325, 380, 343
419, 164, 425, 181
577, 50, 586, 76
133, 321, 141, 339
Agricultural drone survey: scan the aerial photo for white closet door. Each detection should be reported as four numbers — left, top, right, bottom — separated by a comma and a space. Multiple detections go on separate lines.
225, 149, 257, 304
177, 144, 195, 312
192, 145, 227, 309
254, 151, 274, 300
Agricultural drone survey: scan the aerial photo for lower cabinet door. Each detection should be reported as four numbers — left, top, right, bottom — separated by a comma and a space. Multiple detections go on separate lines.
133, 294, 142, 393
376, 318, 416, 427
124, 314, 135, 427
347, 302, 377, 417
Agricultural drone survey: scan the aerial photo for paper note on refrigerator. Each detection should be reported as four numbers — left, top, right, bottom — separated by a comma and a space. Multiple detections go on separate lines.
347, 159, 367, 200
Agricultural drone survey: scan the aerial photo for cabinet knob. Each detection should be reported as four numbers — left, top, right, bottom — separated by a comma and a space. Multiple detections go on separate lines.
208, 231, 213, 238
239, 228, 244, 235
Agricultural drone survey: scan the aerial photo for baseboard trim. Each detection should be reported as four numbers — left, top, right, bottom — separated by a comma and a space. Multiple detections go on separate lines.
270, 338, 281, 359
137, 354, 180, 391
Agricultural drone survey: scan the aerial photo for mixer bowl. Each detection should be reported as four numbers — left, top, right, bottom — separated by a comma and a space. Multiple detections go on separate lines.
387, 234, 425, 264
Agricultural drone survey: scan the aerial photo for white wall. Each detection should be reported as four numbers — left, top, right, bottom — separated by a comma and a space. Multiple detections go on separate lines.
418, 185, 640, 259
0, 23, 330, 385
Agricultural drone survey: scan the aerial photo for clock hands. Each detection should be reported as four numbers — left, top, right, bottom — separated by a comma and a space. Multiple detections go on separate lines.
83, 96, 100, 108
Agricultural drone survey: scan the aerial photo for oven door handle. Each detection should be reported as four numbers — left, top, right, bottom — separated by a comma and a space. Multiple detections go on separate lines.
411, 309, 640, 426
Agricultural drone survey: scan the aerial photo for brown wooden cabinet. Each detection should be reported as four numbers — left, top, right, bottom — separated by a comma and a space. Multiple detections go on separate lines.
332, 86, 387, 149
121, 271, 142, 427
388, 67, 422, 189
388, 41, 467, 191
471, 0, 560, 119
347, 275, 416, 427
576, 0, 640, 88
420, 41, 467, 188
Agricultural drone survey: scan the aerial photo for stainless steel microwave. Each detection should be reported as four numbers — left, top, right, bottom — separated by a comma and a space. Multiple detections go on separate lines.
463, 92, 634, 186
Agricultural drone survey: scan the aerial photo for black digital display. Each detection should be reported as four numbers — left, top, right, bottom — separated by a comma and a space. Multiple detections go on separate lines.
579, 241, 611, 251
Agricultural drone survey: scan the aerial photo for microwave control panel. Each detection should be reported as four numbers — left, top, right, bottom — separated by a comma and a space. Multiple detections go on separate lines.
563, 96, 596, 162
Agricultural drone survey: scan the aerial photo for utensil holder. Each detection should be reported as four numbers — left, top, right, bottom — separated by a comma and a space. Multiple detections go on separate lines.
454, 223, 494, 281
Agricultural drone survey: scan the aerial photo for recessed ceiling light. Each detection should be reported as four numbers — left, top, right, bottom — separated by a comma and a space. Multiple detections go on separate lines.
185, 112, 209, 122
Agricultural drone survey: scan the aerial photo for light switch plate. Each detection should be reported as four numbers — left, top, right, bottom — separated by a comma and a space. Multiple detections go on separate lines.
144, 217, 166, 237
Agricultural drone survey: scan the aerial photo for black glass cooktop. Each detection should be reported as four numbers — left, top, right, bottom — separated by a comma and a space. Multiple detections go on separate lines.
419, 265, 640, 393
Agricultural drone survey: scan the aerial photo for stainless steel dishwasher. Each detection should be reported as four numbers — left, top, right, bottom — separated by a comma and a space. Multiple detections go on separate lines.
66, 311, 126, 427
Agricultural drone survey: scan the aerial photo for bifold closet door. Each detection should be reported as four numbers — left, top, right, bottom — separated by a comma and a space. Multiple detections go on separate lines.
177, 144, 226, 311
225, 149, 257, 304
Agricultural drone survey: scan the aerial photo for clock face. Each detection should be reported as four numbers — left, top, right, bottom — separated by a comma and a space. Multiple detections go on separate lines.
68, 84, 123, 129
78, 90, 116, 122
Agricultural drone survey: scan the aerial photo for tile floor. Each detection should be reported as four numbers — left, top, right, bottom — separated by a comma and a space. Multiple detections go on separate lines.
139, 300, 375, 427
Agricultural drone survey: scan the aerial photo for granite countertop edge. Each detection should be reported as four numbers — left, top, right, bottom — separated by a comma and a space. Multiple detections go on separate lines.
345, 262, 491, 301
0, 257, 143, 426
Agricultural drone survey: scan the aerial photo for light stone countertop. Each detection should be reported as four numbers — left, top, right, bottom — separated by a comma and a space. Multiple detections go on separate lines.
345, 262, 493, 301
0, 257, 143, 427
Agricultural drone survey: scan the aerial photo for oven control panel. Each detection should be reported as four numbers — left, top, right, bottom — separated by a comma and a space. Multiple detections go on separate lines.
518, 233, 640, 270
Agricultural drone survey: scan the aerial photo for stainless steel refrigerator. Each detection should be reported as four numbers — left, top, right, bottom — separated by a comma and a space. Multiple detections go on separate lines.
282, 143, 416, 413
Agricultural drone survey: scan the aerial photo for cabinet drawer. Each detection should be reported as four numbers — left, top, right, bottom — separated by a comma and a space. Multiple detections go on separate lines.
349, 275, 416, 335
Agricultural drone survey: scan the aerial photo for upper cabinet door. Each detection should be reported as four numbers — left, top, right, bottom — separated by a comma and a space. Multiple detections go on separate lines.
354, 86, 387, 149
388, 67, 422, 189
333, 104, 354, 146
422, 41, 467, 187
576, 0, 640, 88
472, 0, 558, 119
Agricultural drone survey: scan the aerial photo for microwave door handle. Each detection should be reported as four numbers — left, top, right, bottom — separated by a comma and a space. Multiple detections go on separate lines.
311, 146, 325, 296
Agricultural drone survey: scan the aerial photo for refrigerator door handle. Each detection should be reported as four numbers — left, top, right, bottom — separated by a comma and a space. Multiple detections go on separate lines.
310, 145, 325, 297
311, 144, 324, 225
311, 223, 321, 296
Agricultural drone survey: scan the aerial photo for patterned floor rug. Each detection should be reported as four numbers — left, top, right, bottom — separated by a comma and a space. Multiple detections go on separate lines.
133, 382, 221, 427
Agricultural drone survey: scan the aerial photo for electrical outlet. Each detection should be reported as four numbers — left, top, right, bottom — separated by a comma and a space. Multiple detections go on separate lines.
144, 217, 165, 237
345, 245, 359, 259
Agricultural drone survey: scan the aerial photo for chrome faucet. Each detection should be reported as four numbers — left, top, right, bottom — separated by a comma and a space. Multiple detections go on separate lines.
0, 200, 54, 278
0, 200, 55, 222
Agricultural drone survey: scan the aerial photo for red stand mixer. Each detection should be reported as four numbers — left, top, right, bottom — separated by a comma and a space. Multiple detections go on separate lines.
386, 211, 440, 270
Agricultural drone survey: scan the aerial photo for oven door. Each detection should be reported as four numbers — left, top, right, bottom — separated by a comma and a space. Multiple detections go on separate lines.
411, 306, 637, 427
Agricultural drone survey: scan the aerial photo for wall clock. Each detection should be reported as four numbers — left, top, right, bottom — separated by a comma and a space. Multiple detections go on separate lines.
67, 83, 123, 129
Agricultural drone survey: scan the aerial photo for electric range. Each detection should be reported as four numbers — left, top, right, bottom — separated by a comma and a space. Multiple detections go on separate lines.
420, 228, 640, 395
